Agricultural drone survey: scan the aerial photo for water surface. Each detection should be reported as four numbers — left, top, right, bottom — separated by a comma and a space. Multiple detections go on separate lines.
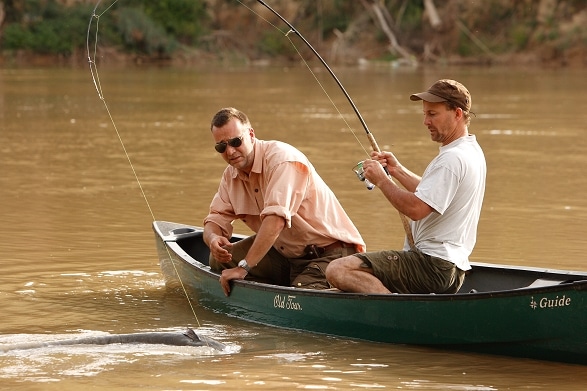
1, 64, 586, 389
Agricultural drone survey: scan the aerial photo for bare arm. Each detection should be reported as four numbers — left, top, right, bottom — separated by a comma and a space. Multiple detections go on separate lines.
217, 215, 286, 296
376, 176, 433, 220
242, 215, 286, 267
363, 158, 433, 221
388, 162, 422, 193
370, 150, 421, 192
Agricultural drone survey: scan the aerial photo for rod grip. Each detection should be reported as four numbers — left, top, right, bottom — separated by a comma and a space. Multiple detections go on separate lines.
366, 133, 381, 153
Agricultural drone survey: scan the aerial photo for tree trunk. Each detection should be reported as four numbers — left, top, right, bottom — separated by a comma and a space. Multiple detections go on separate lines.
360, 0, 416, 65
423, 0, 442, 29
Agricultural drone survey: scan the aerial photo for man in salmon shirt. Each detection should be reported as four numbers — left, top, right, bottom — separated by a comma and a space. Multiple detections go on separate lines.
203, 107, 365, 296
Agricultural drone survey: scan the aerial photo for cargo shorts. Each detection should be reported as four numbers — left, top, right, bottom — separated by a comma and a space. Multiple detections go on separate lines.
210, 235, 355, 289
355, 249, 465, 294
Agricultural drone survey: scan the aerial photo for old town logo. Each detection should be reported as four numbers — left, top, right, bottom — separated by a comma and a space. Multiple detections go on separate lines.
530, 295, 572, 310
274, 294, 303, 311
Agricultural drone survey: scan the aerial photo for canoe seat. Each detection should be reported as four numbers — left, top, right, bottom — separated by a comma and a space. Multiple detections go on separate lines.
524, 278, 567, 289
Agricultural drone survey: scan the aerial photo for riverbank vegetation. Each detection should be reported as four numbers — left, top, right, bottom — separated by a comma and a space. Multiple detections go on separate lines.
0, 0, 585, 67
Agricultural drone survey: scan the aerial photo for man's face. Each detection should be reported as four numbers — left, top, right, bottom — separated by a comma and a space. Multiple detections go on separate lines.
422, 101, 461, 145
212, 118, 255, 172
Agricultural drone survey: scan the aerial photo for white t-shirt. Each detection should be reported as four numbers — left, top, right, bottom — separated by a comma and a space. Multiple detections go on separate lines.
410, 135, 486, 271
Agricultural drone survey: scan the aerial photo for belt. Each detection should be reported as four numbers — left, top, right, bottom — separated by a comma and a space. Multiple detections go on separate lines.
304, 241, 355, 259
322, 240, 355, 253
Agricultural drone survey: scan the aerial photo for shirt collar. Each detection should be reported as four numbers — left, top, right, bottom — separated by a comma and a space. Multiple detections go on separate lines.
230, 139, 262, 180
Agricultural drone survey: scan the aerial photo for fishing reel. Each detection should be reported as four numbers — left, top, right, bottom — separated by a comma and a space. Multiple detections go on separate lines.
353, 161, 375, 190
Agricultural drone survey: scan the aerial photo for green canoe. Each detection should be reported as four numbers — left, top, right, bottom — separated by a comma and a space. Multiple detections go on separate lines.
153, 221, 587, 365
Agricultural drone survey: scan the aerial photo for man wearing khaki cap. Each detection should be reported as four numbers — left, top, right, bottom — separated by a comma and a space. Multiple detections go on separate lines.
326, 79, 486, 294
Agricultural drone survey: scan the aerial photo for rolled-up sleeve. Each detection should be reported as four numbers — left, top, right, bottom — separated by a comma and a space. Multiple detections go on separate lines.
260, 161, 309, 228
203, 140, 365, 257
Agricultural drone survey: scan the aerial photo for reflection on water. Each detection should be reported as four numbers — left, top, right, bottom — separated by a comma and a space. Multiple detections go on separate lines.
1, 66, 587, 388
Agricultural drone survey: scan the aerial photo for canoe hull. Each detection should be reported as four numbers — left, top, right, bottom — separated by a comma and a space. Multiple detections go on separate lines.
153, 221, 587, 365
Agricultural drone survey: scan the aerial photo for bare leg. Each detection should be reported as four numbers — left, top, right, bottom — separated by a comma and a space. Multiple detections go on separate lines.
325, 255, 392, 294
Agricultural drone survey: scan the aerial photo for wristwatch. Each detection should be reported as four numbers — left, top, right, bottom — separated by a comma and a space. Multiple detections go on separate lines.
238, 259, 251, 273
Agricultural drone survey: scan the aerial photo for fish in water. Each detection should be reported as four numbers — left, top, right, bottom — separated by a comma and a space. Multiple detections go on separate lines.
0, 328, 227, 353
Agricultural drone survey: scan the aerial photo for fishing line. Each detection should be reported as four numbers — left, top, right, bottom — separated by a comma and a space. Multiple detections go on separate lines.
235, 0, 371, 157
241, 0, 415, 249
86, 0, 203, 329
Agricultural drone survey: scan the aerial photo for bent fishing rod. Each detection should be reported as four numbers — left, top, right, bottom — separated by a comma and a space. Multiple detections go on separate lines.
256, 0, 382, 153
255, 0, 415, 249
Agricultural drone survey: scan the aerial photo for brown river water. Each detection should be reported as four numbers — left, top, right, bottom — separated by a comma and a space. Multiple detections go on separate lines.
1, 64, 587, 389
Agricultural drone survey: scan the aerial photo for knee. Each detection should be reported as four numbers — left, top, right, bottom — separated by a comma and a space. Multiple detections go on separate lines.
325, 258, 344, 284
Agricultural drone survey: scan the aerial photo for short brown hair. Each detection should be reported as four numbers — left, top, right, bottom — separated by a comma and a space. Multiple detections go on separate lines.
443, 100, 471, 126
210, 107, 250, 131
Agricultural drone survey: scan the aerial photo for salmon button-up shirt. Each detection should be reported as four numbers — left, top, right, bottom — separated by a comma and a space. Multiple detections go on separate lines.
204, 139, 365, 258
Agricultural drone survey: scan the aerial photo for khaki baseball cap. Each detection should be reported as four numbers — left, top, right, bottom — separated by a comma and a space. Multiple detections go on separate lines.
410, 79, 471, 112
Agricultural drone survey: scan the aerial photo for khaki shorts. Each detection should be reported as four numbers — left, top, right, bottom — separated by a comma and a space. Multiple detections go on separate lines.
356, 249, 465, 294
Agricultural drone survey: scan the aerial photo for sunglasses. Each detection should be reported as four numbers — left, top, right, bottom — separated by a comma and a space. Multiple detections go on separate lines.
214, 135, 244, 153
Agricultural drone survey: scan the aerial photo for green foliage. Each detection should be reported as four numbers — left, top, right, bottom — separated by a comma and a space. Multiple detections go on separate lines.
0, 0, 209, 57
257, 30, 296, 57
2, 24, 32, 50
303, 0, 363, 38
2, 1, 93, 55
511, 24, 532, 50
1, 0, 586, 63
3, 0, 47, 23
385, 0, 424, 30
115, 7, 177, 56
321, 1, 357, 34
456, 32, 473, 57
122, 0, 210, 45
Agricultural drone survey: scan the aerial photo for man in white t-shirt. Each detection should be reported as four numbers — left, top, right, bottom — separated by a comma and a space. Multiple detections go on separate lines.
326, 79, 486, 294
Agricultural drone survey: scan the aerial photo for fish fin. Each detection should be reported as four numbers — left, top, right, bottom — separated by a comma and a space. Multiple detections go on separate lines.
183, 328, 201, 342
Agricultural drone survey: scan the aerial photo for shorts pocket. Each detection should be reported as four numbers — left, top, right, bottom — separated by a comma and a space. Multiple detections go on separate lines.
291, 261, 330, 290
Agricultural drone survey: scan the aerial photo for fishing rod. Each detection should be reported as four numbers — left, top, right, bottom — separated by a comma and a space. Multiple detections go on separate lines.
256, 0, 382, 153
255, 0, 415, 249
